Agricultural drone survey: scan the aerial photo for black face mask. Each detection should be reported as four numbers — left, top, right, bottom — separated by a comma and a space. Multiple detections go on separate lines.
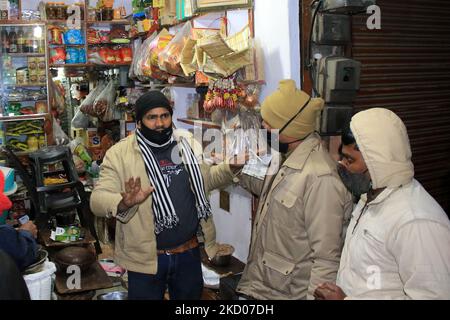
337, 165, 372, 199
266, 131, 292, 154
265, 97, 312, 154
139, 124, 173, 146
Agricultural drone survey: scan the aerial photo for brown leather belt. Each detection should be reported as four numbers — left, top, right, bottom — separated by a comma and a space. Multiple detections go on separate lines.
157, 236, 199, 255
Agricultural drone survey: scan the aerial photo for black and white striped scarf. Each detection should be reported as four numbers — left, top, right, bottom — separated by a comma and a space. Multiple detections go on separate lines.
135, 129, 212, 234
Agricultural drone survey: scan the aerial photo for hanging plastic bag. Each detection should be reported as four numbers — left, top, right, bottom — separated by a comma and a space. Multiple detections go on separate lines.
80, 82, 106, 116
158, 22, 192, 76
135, 32, 157, 79
145, 29, 172, 80
71, 106, 90, 129
53, 117, 70, 145
129, 39, 142, 80
93, 80, 117, 121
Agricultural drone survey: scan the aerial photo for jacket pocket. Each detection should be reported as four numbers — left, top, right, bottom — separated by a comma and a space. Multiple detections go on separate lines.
261, 251, 295, 295
271, 189, 299, 231
274, 190, 297, 208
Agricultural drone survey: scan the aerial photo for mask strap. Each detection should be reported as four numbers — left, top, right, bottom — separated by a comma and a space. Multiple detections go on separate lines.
279, 97, 312, 134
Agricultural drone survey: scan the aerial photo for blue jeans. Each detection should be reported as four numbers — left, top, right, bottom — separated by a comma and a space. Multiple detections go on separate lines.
128, 247, 203, 300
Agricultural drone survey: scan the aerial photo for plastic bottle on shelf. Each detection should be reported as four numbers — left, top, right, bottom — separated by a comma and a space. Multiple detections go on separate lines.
9, 27, 18, 53
1, 28, 9, 53
0, 123, 4, 147
17, 27, 25, 53
25, 28, 33, 53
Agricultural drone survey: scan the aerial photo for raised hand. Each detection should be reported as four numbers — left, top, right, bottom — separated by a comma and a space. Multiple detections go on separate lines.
119, 177, 154, 211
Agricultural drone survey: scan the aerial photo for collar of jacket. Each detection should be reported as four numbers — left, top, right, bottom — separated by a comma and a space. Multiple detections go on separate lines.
355, 181, 413, 217
132, 129, 200, 155
282, 132, 321, 170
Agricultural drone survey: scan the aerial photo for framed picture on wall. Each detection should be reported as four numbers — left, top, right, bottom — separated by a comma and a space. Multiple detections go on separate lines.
193, 0, 253, 13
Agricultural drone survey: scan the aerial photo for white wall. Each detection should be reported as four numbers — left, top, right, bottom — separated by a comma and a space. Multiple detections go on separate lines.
254, 0, 301, 99
210, 0, 301, 263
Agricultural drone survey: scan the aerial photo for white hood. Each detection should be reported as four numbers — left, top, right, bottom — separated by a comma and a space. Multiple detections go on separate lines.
350, 108, 414, 189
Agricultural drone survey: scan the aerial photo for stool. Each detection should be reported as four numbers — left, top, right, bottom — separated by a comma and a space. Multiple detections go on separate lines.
28, 146, 101, 254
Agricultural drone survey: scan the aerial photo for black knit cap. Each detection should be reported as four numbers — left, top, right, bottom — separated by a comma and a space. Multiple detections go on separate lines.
135, 90, 173, 123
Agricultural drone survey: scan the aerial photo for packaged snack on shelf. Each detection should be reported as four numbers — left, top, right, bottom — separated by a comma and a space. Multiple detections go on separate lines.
146, 29, 172, 80
37, 57, 46, 72
79, 81, 106, 116
120, 46, 133, 63
64, 29, 85, 45
158, 21, 191, 76
50, 47, 66, 64
110, 27, 130, 44
87, 28, 101, 44
28, 57, 38, 72
65, 47, 79, 64
93, 80, 117, 121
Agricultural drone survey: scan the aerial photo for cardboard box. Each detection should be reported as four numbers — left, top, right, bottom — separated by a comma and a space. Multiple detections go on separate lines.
86, 128, 101, 148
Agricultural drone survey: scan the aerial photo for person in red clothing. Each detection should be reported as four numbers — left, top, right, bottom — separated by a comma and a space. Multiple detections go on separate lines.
0, 168, 12, 214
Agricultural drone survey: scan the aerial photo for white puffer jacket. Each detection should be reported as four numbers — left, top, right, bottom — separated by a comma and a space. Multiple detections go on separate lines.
337, 108, 450, 300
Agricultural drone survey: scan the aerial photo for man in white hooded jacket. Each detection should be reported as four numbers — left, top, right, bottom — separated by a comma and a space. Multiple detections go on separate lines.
314, 108, 450, 300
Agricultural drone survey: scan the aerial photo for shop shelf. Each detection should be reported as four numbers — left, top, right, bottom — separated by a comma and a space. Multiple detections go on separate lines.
6, 98, 47, 103
87, 20, 130, 25
4, 84, 47, 88
5, 52, 46, 57
178, 118, 221, 129
87, 42, 131, 46
49, 63, 131, 68
0, 114, 48, 121
0, 20, 45, 25
48, 44, 86, 47
47, 19, 86, 24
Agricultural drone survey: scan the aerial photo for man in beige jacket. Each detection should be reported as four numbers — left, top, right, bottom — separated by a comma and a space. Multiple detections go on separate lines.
236, 80, 353, 300
90, 91, 236, 300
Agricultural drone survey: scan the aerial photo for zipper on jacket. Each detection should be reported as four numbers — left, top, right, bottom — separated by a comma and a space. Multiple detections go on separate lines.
352, 202, 369, 235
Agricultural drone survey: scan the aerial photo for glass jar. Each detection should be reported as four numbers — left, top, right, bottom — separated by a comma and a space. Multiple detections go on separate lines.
46, 2, 56, 20
102, 7, 113, 21
55, 2, 65, 20
96, 9, 102, 21
88, 8, 97, 21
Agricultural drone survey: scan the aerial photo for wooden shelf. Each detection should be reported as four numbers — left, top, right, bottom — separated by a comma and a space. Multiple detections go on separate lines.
55, 261, 114, 295
0, 20, 45, 25
178, 118, 221, 129
48, 44, 85, 47
7, 99, 47, 103
50, 63, 131, 68
6, 52, 46, 57
138, 82, 197, 89
47, 19, 86, 24
4, 83, 46, 88
0, 113, 48, 121
39, 227, 96, 248
87, 19, 130, 25
87, 42, 131, 46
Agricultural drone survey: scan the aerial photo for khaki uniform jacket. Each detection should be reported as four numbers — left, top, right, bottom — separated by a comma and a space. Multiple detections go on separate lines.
237, 133, 353, 300
90, 130, 234, 274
